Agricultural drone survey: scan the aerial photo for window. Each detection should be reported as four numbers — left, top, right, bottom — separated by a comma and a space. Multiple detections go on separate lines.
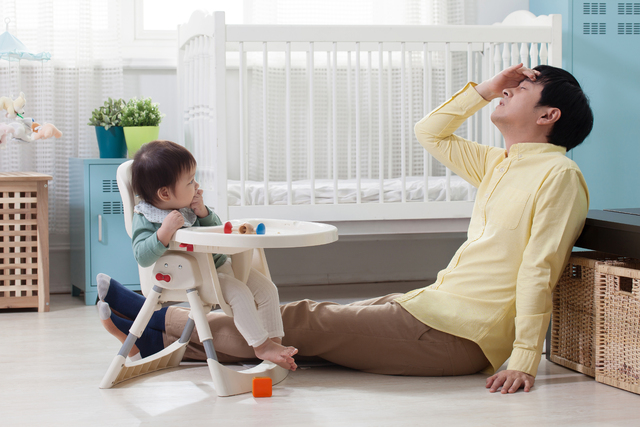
122, 0, 242, 67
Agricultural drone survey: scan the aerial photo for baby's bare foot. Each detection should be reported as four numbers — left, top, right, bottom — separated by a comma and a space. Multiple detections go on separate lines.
254, 339, 298, 371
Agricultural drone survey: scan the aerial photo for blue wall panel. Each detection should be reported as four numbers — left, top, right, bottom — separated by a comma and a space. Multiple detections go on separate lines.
531, 0, 640, 209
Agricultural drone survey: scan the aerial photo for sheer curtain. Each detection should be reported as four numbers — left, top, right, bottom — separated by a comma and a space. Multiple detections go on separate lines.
0, 0, 123, 234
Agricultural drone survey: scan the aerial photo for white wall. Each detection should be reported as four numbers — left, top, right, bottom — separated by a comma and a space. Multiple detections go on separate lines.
476, 0, 529, 24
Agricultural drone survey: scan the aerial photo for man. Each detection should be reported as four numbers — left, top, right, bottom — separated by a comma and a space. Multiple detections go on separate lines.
101, 64, 593, 394
402, 63, 592, 393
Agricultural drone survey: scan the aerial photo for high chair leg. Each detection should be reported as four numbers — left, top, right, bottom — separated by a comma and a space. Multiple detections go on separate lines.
100, 286, 190, 389
184, 287, 289, 397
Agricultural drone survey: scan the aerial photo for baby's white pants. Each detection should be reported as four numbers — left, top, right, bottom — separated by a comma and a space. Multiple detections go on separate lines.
217, 259, 284, 347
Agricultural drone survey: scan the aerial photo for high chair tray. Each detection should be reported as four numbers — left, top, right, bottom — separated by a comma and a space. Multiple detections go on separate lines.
170, 219, 338, 253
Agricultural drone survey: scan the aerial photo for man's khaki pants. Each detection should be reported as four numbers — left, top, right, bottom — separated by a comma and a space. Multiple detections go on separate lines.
165, 294, 489, 376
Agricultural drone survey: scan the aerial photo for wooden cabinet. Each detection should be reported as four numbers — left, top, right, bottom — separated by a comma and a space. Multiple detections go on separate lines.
69, 158, 140, 305
0, 172, 52, 312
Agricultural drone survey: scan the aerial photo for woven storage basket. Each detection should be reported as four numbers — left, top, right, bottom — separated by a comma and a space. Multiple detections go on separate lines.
595, 260, 640, 394
550, 252, 628, 377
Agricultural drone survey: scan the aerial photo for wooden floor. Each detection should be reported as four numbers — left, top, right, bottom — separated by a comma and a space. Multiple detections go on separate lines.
2, 282, 639, 427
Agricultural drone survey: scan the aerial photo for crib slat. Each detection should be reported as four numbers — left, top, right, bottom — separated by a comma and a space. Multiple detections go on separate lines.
400, 43, 406, 203
423, 43, 430, 203
347, 51, 352, 180
530, 43, 539, 68
511, 42, 519, 66
326, 51, 331, 179
239, 41, 246, 206
367, 50, 373, 180
540, 43, 548, 65
286, 41, 292, 206
387, 50, 393, 181
333, 42, 339, 204
503, 42, 511, 68
492, 43, 502, 149
467, 42, 473, 143
262, 42, 269, 206
308, 42, 316, 205
407, 49, 413, 178
355, 42, 361, 203
445, 42, 452, 202
378, 43, 384, 203
520, 42, 529, 67
468, 42, 476, 143
198, 36, 205, 188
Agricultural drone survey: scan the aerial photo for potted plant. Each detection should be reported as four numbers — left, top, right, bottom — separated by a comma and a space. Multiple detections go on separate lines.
88, 98, 127, 158
121, 97, 165, 158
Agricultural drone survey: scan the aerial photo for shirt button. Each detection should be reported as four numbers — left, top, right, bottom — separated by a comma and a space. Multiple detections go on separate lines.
499, 167, 505, 173
518, 155, 523, 159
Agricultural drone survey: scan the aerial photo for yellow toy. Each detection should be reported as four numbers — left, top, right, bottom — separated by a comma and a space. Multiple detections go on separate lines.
0, 92, 25, 118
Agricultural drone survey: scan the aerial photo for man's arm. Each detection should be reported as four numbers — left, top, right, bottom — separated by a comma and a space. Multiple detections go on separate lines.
414, 63, 538, 187
489, 168, 589, 393
414, 83, 493, 187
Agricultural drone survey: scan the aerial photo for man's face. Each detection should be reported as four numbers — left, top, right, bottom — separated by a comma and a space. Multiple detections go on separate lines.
490, 79, 544, 128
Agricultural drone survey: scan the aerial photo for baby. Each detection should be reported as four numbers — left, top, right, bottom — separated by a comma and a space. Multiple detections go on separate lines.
98, 140, 297, 371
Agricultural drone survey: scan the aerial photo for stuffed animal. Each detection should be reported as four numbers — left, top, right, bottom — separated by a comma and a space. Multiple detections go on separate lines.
0, 92, 26, 119
8, 117, 36, 142
0, 123, 17, 146
32, 122, 63, 140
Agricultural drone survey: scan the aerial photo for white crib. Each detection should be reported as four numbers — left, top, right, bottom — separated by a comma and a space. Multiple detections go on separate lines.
177, 10, 561, 234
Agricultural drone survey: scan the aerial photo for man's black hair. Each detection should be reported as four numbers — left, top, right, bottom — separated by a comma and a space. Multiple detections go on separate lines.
533, 65, 594, 151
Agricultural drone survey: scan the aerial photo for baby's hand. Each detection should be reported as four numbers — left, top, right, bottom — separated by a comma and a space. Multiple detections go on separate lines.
191, 189, 208, 218
157, 210, 184, 246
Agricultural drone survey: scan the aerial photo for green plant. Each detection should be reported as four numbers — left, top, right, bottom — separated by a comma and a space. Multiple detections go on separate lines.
121, 97, 165, 127
87, 97, 126, 130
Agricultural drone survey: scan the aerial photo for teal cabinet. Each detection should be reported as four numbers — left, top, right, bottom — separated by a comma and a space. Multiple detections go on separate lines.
69, 158, 140, 304
530, 0, 640, 209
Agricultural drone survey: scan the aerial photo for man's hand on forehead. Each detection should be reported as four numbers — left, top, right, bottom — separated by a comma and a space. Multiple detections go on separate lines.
475, 63, 540, 101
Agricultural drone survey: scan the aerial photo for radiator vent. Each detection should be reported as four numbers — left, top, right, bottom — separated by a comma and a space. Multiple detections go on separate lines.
583, 22, 607, 34
102, 201, 123, 215
102, 179, 119, 193
584, 2, 607, 14
618, 2, 640, 14
618, 22, 640, 33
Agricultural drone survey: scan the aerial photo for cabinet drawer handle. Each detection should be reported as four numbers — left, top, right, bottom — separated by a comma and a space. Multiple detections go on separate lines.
98, 215, 103, 242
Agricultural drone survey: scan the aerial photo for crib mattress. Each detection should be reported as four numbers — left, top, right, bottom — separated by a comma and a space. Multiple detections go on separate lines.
228, 176, 477, 206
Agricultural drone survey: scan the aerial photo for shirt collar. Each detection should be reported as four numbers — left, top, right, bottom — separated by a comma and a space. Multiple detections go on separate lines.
507, 142, 567, 159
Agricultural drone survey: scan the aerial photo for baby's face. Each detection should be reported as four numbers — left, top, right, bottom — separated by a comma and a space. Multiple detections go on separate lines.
164, 166, 199, 210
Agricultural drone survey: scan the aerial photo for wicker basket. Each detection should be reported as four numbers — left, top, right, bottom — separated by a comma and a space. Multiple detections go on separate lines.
595, 261, 640, 394
550, 252, 627, 377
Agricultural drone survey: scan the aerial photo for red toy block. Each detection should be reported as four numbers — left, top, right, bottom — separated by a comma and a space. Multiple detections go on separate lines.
252, 377, 272, 398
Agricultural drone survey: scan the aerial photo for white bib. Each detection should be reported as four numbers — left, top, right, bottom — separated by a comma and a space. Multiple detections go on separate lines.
133, 200, 197, 227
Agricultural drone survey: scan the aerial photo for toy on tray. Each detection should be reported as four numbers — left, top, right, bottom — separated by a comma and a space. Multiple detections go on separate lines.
224, 221, 266, 235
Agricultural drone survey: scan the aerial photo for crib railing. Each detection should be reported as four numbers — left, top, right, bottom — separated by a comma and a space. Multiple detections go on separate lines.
177, 11, 561, 222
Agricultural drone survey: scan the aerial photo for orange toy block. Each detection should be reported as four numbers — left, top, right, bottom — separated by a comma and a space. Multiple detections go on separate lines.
252, 377, 272, 398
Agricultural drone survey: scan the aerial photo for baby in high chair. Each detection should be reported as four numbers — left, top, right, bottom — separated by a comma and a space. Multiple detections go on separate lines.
97, 139, 298, 371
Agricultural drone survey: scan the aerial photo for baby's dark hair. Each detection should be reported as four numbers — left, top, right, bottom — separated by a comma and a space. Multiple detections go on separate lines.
131, 140, 196, 204
533, 65, 594, 151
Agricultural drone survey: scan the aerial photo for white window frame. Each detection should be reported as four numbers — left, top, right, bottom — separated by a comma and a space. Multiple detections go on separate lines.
121, 0, 179, 69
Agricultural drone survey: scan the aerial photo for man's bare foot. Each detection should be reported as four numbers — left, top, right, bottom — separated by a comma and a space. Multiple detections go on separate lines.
254, 339, 298, 371
97, 301, 140, 358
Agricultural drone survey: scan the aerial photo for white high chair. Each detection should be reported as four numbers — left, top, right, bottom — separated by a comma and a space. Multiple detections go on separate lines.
99, 160, 290, 397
